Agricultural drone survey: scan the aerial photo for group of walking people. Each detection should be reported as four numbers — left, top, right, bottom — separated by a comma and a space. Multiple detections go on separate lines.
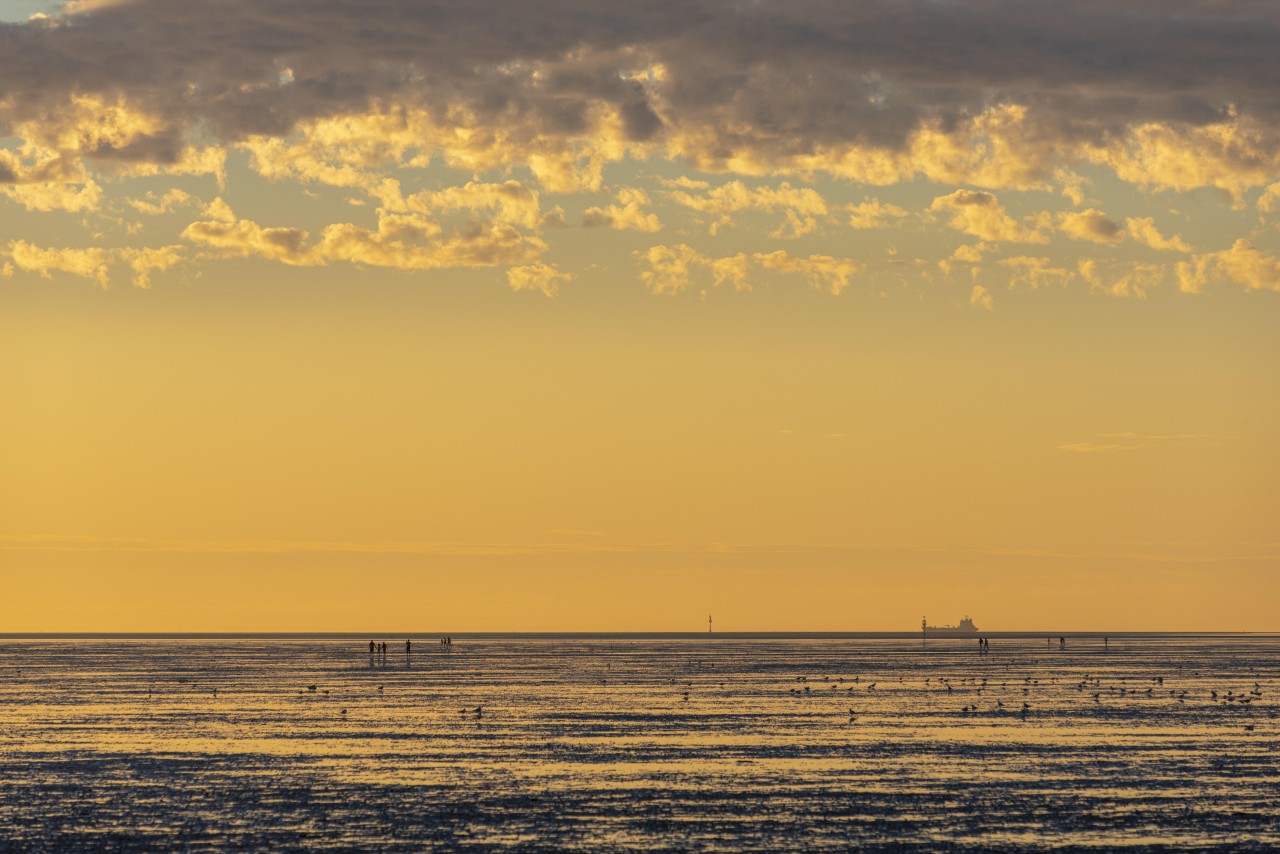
366, 637, 453, 664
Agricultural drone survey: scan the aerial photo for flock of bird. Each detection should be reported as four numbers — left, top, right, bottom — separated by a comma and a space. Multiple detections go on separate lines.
259, 649, 1274, 735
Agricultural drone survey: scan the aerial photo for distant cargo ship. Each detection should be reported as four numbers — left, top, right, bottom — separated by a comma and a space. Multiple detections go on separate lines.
922, 616, 979, 635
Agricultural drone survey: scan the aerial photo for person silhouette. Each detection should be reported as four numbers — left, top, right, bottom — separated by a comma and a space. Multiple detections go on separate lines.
405, 639, 411, 655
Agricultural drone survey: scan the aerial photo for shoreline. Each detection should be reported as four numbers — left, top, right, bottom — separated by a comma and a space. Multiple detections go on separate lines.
2, 631, 1278, 640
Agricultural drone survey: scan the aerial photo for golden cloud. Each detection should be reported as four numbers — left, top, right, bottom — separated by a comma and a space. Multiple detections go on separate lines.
5, 240, 183, 288
929, 189, 1049, 244
582, 187, 662, 232
1057, 209, 1125, 244
666, 180, 828, 238
847, 197, 910, 230
507, 263, 573, 296
636, 245, 858, 295
1178, 239, 1280, 293
999, 256, 1071, 290
1125, 217, 1193, 253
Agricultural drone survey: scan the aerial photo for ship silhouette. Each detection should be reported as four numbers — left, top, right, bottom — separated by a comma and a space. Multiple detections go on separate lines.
922, 616, 979, 636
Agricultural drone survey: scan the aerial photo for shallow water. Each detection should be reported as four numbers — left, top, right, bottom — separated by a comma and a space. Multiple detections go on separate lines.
1, 636, 1277, 851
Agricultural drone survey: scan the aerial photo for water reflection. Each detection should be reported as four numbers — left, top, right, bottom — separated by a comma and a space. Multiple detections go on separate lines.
0, 636, 1276, 850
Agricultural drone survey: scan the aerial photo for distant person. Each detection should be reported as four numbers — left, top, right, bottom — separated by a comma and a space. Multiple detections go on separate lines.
369, 640, 375, 655
405, 639, 412, 655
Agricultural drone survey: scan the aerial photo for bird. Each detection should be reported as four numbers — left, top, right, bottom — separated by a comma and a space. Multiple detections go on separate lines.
307, 685, 317, 692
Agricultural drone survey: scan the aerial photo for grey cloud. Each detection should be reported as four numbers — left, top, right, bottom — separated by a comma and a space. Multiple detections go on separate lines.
2, 1, 1280, 173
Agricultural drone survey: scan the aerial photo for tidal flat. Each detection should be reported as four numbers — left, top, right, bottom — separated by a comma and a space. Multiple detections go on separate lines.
1, 636, 1277, 851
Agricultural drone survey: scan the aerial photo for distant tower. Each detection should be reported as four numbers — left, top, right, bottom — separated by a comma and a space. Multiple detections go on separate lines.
708, 614, 712, 633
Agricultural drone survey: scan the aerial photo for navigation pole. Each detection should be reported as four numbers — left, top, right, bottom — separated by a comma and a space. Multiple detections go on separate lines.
708, 614, 712, 633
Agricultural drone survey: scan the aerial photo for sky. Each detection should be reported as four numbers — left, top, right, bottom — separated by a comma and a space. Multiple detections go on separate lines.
2, 0, 1278, 632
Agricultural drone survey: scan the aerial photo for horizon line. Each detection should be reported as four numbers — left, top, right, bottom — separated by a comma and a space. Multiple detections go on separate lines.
3, 630, 1278, 640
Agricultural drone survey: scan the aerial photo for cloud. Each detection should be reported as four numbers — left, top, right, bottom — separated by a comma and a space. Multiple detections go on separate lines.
635, 245, 857, 295
6, 0, 1280, 296
635, 244, 704, 295
126, 188, 195, 216
847, 197, 909, 230
1258, 183, 1280, 213
1082, 117, 1280, 199
753, 250, 859, 294
368, 179, 548, 233
1, 179, 104, 213
182, 203, 314, 265
507, 262, 573, 296
0, 94, 225, 215
1123, 217, 1193, 253
929, 190, 1049, 244
666, 180, 828, 237
1058, 211, 1192, 252
181, 198, 547, 272
999, 256, 1071, 290
938, 242, 986, 277
1, 0, 1280, 205
1177, 238, 1280, 293
969, 284, 994, 310
1079, 259, 1165, 299
1058, 209, 1124, 244
581, 187, 662, 232
5, 240, 183, 288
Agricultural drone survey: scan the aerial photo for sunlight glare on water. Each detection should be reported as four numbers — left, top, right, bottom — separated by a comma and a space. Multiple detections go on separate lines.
1, 636, 1277, 850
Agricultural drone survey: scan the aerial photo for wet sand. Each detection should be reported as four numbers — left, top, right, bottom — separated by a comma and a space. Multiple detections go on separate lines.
1, 636, 1277, 851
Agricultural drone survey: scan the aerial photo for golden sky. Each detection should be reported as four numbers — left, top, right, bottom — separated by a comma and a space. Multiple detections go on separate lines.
1, 0, 1277, 631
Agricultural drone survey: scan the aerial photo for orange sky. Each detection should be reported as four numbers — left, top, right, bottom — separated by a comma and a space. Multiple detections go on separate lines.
2, 1, 1278, 631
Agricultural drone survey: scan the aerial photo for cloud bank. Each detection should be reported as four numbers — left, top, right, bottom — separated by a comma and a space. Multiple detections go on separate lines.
3, 1, 1280, 293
